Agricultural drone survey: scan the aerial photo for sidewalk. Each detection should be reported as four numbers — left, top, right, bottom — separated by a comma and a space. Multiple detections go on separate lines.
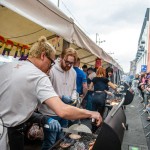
122, 94, 149, 150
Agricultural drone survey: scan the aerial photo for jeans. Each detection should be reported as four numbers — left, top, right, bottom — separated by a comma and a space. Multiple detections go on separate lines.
41, 116, 68, 150
92, 92, 107, 112
91, 92, 107, 133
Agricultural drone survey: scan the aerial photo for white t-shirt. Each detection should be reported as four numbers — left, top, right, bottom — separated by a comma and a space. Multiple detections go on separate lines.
0, 61, 58, 127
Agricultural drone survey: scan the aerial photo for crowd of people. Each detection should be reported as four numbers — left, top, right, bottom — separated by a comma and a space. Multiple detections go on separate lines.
131, 72, 150, 121
0, 36, 119, 150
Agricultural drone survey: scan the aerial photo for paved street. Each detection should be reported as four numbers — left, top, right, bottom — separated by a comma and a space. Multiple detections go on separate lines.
122, 93, 149, 150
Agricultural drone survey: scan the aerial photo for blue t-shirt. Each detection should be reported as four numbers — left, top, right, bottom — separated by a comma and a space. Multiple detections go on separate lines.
74, 67, 87, 94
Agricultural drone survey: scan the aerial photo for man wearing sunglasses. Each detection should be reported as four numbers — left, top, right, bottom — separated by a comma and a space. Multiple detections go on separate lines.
0, 36, 102, 150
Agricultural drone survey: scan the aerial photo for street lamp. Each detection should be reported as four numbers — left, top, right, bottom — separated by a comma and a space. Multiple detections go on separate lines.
58, 0, 60, 7
96, 33, 99, 44
96, 33, 105, 45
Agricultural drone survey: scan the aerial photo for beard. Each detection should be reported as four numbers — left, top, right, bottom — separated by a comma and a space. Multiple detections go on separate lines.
61, 62, 71, 71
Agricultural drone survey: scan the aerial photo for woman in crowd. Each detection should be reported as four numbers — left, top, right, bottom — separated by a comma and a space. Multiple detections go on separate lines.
88, 66, 117, 132
106, 67, 117, 100
106, 67, 114, 82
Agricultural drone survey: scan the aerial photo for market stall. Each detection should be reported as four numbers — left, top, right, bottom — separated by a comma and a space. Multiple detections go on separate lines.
0, 0, 122, 71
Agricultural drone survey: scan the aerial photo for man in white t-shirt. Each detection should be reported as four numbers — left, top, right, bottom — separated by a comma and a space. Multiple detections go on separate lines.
0, 36, 102, 150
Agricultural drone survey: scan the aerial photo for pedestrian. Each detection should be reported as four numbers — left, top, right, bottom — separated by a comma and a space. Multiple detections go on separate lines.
0, 36, 102, 150
131, 74, 139, 94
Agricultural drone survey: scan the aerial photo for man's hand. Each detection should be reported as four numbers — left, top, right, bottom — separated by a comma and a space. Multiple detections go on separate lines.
89, 140, 96, 150
90, 111, 102, 126
43, 118, 61, 132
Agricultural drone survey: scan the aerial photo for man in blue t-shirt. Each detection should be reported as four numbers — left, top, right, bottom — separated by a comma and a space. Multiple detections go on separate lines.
74, 58, 88, 98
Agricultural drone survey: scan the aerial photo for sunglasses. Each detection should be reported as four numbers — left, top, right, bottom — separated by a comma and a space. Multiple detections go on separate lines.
46, 55, 55, 67
64, 60, 74, 66
49, 58, 55, 67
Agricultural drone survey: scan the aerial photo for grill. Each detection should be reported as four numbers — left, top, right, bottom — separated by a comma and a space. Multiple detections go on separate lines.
24, 89, 134, 150
50, 132, 97, 150
121, 82, 130, 93
50, 96, 126, 150
93, 105, 126, 150
93, 91, 133, 150
123, 89, 134, 105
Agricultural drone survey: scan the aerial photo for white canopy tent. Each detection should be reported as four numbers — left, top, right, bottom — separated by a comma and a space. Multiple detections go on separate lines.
0, 0, 122, 71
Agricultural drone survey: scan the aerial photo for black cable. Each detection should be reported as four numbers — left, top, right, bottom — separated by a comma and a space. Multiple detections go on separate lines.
60, 0, 90, 35
37, 0, 73, 23
7, 28, 45, 39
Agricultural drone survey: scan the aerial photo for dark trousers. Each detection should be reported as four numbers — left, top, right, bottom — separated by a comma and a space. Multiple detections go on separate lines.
8, 126, 24, 150
91, 92, 107, 133
92, 92, 107, 114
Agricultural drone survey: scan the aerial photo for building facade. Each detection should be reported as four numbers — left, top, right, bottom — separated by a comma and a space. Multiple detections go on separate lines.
134, 8, 150, 74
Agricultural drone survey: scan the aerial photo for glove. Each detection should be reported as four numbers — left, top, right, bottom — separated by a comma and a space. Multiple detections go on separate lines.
43, 118, 61, 132
62, 95, 74, 104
